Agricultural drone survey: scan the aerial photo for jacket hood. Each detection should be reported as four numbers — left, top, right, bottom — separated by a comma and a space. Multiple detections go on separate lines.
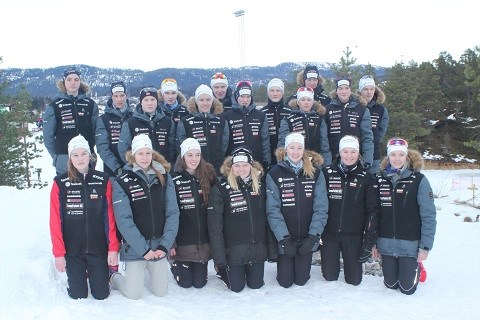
125, 151, 171, 173
186, 96, 224, 115
287, 98, 326, 115
296, 70, 325, 87
379, 149, 424, 172
355, 86, 386, 104
56, 80, 91, 95
219, 157, 264, 179
156, 90, 187, 105
275, 148, 324, 168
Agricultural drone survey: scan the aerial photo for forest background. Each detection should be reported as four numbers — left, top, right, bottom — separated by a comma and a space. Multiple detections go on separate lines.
1, 45, 480, 190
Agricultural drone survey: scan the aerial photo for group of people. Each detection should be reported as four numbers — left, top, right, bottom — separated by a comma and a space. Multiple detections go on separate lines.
47, 65, 436, 301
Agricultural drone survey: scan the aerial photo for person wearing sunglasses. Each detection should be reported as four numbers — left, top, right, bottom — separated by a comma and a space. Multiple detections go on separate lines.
118, 86, 176, 165
266, 133, 328, 288
221, 81, 271, 171
176, 84, 229, 173
95, 81, 134, 177
43, 66, 99, 175
320, 135, 379, 286
210, 72, 233, 112
285, 65, 332, 107
278, 86, 332, 167
260, 78, 292, 165
372, 138, 437, 295
356, 75, 389, 174
324, 76, 374, 169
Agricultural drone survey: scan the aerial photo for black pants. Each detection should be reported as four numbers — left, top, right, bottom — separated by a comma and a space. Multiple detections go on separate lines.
320, 232, 363, 285
276, 252, 313, 288
381, 255, 420, 295
171, 260, 208, 289
220, 262, 265, 293
65, 253, 109, 300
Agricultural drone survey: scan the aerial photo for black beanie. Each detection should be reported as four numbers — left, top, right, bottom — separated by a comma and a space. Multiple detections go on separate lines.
111, 81, 127, 95
234, 80, 253, 103
139, 86, 158, 102
63, 66, 81, 79
231, 146, 253, 164
303, 65, 319, 81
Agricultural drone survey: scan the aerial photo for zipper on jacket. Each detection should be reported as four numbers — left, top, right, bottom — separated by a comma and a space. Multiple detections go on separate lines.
339, 174, 348, 233
244, 183, 255, 243
82, 175, 89, 253
295, 173, 302, 237
191, 175, 202, 244
391, 180, 396, 239
73, 100, 80, 136
303, 114, 311, 148
203, 115, 211, 162
146, 182, 156, 239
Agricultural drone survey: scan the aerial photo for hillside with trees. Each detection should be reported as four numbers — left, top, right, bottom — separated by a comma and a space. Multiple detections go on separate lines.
1, 45, 480, 188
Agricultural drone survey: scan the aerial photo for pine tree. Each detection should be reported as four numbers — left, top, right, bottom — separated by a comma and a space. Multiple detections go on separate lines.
383, 62, 430, 148
0, 85, 47, 189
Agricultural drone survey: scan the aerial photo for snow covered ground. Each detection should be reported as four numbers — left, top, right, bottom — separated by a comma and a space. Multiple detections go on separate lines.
1, 134, 479, 320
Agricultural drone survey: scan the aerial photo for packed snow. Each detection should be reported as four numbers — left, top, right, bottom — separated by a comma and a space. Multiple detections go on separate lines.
1, 132, 479, 320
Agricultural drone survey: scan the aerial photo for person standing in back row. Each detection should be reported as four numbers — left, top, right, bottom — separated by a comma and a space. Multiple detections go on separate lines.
96, 81, 133, 176
118, 87, 176, 165
210, 72, 233, 112
325, 76, 374, 168
43, 66, 99, 175
221, 81, 271, 171
285, 65, 331, 106
176, 84, 228, 173
260, 78, 291, 165
356, 75, 389, 174
278, 86, 332, 166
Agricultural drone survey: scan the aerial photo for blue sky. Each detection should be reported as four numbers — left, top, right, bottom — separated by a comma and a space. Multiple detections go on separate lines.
0, 0, 478, 71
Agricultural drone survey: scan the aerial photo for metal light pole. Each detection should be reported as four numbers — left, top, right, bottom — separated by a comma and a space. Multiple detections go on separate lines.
233, 10, 245, 67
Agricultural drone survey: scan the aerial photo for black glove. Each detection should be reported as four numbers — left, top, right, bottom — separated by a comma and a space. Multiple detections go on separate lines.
297, 235, 320, 256
278, 238, 297, 258
358, 242, 373, 263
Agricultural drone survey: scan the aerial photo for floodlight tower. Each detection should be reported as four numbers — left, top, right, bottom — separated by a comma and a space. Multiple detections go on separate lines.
233, 10, 246, 67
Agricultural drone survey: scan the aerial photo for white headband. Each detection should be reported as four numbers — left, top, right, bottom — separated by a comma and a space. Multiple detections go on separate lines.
131, 134, 152, 154
285, 132, 305, 148
180, 138, 201, 158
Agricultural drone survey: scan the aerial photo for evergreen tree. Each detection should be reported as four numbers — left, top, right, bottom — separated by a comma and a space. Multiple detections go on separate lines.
434, 51, 467, 102
415, 62, 448, 119
0, 85, 47, 189
461, 46, 480, 155
383, 62, 430, 148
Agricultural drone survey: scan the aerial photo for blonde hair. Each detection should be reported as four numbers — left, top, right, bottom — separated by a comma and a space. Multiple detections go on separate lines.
125, 150, 171, 186
221, 157, 263, 194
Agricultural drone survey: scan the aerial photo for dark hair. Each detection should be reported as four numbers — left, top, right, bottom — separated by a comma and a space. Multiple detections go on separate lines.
181, 157, 216, 205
